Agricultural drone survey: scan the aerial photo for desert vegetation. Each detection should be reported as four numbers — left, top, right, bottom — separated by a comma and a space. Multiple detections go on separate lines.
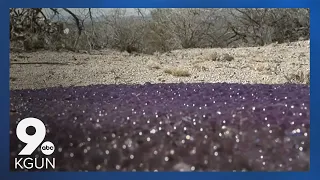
10, 8, 310, 89
10, 8, 309, 53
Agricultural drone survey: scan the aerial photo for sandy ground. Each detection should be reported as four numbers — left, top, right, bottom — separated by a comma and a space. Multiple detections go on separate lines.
10, 40, 310, 90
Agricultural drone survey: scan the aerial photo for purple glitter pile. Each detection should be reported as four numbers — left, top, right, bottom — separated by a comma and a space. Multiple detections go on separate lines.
10, 83, 310, 171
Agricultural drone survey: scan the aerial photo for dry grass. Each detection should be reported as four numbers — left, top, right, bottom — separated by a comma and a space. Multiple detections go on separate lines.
164, 68, 191, 77
203, 52, 234, 62
284, 71, 310, 85
10, 77, 17, 81
193, 64, 209, 71
203, 52, 219, 61
218, 53, 234, 61
149, 65, 161, 70
192, 59, 209, 65
147, 60, 162, 70
253, 63, 271, 72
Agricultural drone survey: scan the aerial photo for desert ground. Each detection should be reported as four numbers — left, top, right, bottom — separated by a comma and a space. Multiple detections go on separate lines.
10, 40, 309, 90
9, 40, 310, 171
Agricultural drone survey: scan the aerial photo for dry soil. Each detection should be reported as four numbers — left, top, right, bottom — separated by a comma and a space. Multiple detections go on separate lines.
10, 40, 310, 90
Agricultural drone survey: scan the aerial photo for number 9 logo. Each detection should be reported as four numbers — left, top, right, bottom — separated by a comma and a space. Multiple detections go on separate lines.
16, 117, 54, 155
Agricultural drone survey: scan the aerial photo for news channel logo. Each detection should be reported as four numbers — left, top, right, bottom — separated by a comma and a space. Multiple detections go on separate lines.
14, 117, 56, 170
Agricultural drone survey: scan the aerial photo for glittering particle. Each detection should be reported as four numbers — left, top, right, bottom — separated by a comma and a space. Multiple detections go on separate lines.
269, 130, 273, 133
190, 147, 196, 155
150, 129, 156, 134
186, 135, 191, 140
170, 150, 175, 155
10, 83, 309, 171
173, 162, 192, 172
154, 150, 158, 155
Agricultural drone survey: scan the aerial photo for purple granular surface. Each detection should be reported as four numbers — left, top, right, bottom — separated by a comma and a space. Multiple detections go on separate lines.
10, 83, 310, 171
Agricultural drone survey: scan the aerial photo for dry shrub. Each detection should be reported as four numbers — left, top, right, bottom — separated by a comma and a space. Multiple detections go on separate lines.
164, 68, 191, 77
10, 8, 309, 53
193, 65, 209, 71
203, 52, 234, 62
204, 52, 219, 61
284, 71, 310, 84
147, 60, 162, 70
219, 53, 234, 61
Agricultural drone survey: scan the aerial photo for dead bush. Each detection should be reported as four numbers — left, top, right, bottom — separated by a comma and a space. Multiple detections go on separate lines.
284, 71, 310, 85
193, 65, 209, 71
10, 8, 309, 53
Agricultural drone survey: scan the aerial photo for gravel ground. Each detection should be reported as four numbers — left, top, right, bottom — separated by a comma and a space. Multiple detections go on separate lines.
10, 40, 309, 90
